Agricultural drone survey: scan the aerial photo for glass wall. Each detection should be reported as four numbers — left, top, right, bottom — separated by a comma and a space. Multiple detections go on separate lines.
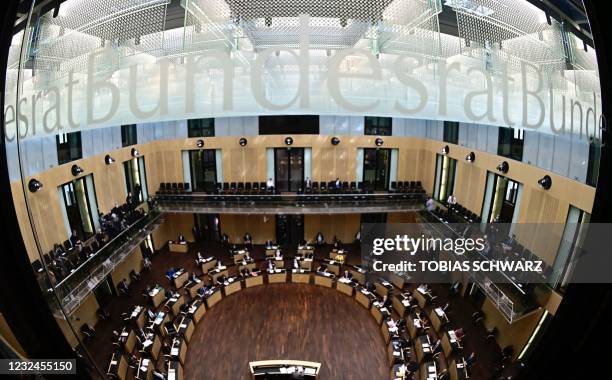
123, 157, 147, 203
433, 154, 457, 202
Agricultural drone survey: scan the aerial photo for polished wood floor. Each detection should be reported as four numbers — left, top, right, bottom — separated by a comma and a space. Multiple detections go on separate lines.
185, 284, 388, 380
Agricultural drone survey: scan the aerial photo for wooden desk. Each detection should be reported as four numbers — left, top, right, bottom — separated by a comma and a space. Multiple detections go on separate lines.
209, 267, 229, 283
239, 261, 257, 272
177, 316, 195, 343
349, 266, 367, 284
297, 246, 315, 256
291, 270, 311, 284
203, 287, 223, 308
314, 273, 334, 288
107, 352, 128, 380
449, 359, 469, 380
170, 337, 188, 366
370, 303, 389, 325
375, 281, 393, 298
336, 279, 355, 296
128, 305, 146, 330
323, 259, 341, 275
406, 313, 425, 339
355, 288, 376, 309
249, 360, 321, 379
392, 296, 408, 317
200, 258, 217, 274
381, 320, 399, 344
148, 285, 165, 308
169, 242, 189, 253
388, 339, 403, 366
419, 360, 438, 380
388, 272, 405, 290
167, 361, 184, 380
173, 270, 189, 288
268, 270, 287, 284
187, 300, 206, 323
134, 357, 153, 380
164, 294, 185, 316
441, 330, 461, 357
224, 278, 242, 296
149, 311, 169, 337
118, 328, 136, 353
265, 247, 280, 257
245, 275, 264, 288
413, 286, 433, 308
415, 335, 433, 363
139, 334, 162, 360
429, 307, 449, 333
233, 251, 246, 264
186, 279, 204, 298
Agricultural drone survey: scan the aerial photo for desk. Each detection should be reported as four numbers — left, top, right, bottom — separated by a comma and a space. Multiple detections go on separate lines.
232, 250, 246, 264
449, 359, 469, 380
167, 361, 184, 380
169, 241, 189, 253
382, 319, 400, 344
265, 246, 280, 257
186, 300, 206, 323
128, 305, 146, 329
208, 266, 228, 283
329, 249, 347, 264
314, 272, 334, 288
134, 357, 153, 380
148, 311, 169, 337
419, 360, 438, 380
200, 257, 217, 273
388, 339, 404, 366
415, 335, 433, 363
267, 269, 287, 283
170, 337, 188, 365
429, 307, 449, 333
297, 245, 315, 256
202, 287, 223, 308
223, 277, 242, 296
349, 265, 367, 284
392, 295, 409, 317
388, 272, 406, 290
413, 286, 434, 308
173, 269, 189, 288
239, 260, 257, 272
164, 294, 185, 316
322, 259, 341, 275
375, 281, 394, 298
176, 315, 195, 342
148, 285, 165, 308
355, 288, 376, 309
406, 312, 425, 339
371, 301, 391, 325
249, 360, 320, 379
139, 334, 161, 360
117, 328, 136, 353
295, 256, 313, 271
107, 352, 128, 380
291, 269, 310, 284
441, 330, 461, 357
245, 274, 264, 288
185, 279, 204, 298
336, 278, 356, 296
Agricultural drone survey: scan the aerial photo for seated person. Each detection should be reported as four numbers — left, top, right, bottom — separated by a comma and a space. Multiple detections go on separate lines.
143, 257, 152, 271
315, 232, 325, 246
455, 328, 465, 342
267, 260, 276, 272
244, 250, 252, 261
129, 269, 140, 282
292, 258, 300, 270
275, 249, 282, 259
381, 295, 392, 309
117, 279, 130, 296
334, 177, 341, 189
241, 268, 251, 277
69, 229, 81, 248
215, 260, 224, 269
266, 177, 275, 190
196, 252, 204, 262
243, 233, 253, 250
341, 270, 353, 280
265, 240, 274, 249
53, 243, 66, 258
221, 233, 230, 247
190, 273, 200, 283
166, 268, 177, 279
177, 234, 186, 243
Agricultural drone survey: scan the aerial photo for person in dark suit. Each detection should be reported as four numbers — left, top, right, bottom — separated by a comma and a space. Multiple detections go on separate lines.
432, 339, 442, 353
334, 177, 341, 189
342, 270, 353, 280
69, 229, 81, 247
244, 233, 253, 250
177, 234, 186, 243
117, 279, 130, 296
381, 295, 392, 309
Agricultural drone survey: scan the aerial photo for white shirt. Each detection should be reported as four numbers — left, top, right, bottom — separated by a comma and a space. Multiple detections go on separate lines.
426, 198, 434, 211
447, 195, 457, 205
266, 179, 274, 188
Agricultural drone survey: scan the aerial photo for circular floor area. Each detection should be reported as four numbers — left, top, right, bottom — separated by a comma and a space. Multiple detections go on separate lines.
184, 283, 389, 380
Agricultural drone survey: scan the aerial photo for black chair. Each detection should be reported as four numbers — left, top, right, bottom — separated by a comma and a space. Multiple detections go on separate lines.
80, 323, 95, 340
164, 322, 177, 337
222, 182, 229, 192
184, 183, 190, 192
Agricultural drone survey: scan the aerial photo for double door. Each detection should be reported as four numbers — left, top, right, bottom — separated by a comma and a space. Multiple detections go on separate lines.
275, 148, 304, 192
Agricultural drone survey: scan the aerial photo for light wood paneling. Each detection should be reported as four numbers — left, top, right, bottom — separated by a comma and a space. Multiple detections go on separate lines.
219, 214, 276, 244
56, 293, 100, 348
110, 247, 144, 289
152, 213, 195, 249
454, 161, 487, 215
304, 214, 360, 244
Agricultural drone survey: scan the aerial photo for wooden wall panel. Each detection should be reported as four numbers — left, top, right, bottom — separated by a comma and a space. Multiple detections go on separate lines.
304, 214, 360, 244
110, 247, 144, 289
219, 214, 276, 244
151, 213, 195, 249
56, 293, 100, 348
387, 212, 416, 224
454, 161, 487, 215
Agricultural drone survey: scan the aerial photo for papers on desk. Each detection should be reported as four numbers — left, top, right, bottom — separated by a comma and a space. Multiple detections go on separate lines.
169, 297, 178, 302
110, 361, 118, 366
382, 281, 391, 287
179, 324, 187, 329
275, 269, 282, 273
402, 300, 410, 307
305, 368, 316, 375
361, 289, 371, 295
393, 351, 401, 356
189, 305, 197, 313
457, 363, 465, 369
417, 285, 427, 294
435, 307, 445, 317
449, 330, 457, 343
143, 339, 153, 348
120, 332, 128, 337
170, 348, 179, 356
168, 369, 176, 380
428, 365, 436, 373
414, 319, 421, 328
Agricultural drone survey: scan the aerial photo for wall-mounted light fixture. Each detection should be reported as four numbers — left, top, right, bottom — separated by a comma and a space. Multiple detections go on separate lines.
285, 137, 293, 146
239, 137, 248, 147
196, 139, 204, 148
497, 161, 509, 173
441, 145, 449, 155
104, 155, 115, 165
331, 137, 340, 146
375, 138, 384, 146
538, 175, 552, 190
465, 152, 475, 162
71, 164, 84, 176
28, 179, 43, 193
131, 147, 140, 157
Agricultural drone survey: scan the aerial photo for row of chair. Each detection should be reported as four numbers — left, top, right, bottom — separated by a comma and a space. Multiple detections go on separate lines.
390, 181, 423, 192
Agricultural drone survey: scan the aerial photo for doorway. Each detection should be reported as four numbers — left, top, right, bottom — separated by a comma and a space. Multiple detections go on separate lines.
275, 148, 304, 192
60, 177, 96, 240
194, 214, 221, 242
276, 215, 304, 245
363, 148, 391, 191
488, 175, 520, 223
93, 276, 116, 308
189, 150, 217, 193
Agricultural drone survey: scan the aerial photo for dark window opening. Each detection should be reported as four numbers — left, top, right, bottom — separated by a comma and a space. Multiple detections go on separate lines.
498, 127, 524, 161
365, 117, 392, 136
188, 118, 215, 137
121, 124, 137, 147
586, 138, 601, 187
56, 132, 82, 165
189, 150, 217, 193
443, 121, 459, 144
259, 115, 319, 135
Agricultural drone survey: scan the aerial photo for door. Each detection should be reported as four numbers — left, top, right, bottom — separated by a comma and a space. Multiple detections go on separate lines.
94, 276, 116, 308
275, 148, 304, 192
363, 148, 391, 191
189, 150, 217, 193
276, 215, 304, 245
195, 214, 221, 242
61, 178, 95, 240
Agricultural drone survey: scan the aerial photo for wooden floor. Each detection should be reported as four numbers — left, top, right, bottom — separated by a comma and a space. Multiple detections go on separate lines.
185, 284, 388, 380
